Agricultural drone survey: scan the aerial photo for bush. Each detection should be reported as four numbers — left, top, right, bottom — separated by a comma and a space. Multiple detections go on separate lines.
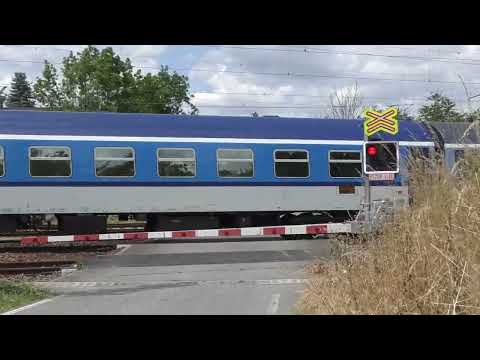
296, 155, 480, 315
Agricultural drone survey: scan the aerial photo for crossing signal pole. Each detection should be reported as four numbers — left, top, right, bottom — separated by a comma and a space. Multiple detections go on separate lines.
364, 131, 372, 227
362, 108, 400, 229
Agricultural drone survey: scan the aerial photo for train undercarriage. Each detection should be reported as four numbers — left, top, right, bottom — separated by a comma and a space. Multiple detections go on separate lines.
0, 210, 359, 235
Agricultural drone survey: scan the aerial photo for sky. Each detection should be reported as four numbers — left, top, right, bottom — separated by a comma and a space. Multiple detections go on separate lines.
1, 45, 480, 118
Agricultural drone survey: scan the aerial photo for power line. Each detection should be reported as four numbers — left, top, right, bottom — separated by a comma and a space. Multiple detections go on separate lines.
3, 49, 480, 86
0, 58, 47, 65
1, 45, 167, 61
200, 45, 480, 66
0, 58, 467, 85
105, 99, 332, 108
194, 101, 418, 108
305, 45, 462, 54
0, 53, 476, 107
6, 45, 480, 75
192, 91, 471, 103
0, 83, 471, 105
3, 45, 76, 53
9, 44, 480, 61
138, 65, 480, 86
0, 45, 449, 78
190, 104, 333, 109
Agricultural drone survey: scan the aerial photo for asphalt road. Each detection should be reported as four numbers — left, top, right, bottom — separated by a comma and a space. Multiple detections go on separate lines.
12, 238, 332, 315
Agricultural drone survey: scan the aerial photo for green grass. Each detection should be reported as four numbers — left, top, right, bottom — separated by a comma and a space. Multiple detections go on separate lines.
0, 280, 50, 313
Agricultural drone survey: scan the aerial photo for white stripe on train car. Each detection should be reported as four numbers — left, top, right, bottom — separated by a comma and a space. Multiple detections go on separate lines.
0, 133, 362, 144
0, 133, 434, 147
444, 143, 480, 149
398, 141, 435, 147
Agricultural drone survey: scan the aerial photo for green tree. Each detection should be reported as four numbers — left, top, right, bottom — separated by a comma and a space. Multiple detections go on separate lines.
33, 61, 63, 110
33, 46, 197, 114
125, 66, 198, 114
7, 73, 35, 108
0, 86, 7, 109
461, 109, 480, 123
418, 93, 463, 122
60, 46, 136, 112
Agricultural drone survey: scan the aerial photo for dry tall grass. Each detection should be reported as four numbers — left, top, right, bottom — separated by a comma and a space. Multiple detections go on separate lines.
297, 153, 480, 315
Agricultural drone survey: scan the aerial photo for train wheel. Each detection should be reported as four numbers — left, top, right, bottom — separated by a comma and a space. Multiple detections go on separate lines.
232, 215, 252, 228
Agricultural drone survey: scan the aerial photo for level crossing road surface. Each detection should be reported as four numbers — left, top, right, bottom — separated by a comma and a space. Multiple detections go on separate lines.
12, 237, 332, 315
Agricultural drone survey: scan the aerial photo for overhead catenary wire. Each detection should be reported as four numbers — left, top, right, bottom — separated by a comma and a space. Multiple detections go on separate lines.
1, 46, 478, 113
7, 44, 480, 64
2, 44, 480, 90
200, 45, 480, 66
296, 45, 480, 57
192, 92, 472, 104
1, 57, 479, 87
0, 81, 470, 104
1, 45, 468, 79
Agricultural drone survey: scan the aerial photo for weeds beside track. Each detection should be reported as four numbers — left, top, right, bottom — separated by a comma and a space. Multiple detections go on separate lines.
297, 155, 480, 315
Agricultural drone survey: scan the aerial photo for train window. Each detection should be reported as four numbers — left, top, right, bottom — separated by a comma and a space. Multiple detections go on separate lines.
217, 149, 254, 177
158, 148, 196, 177
274, 150, 309, 178
0, 146, 4, 177
29, 146, 72, 177
95, 147, 135, 177
329, 151, 362, 178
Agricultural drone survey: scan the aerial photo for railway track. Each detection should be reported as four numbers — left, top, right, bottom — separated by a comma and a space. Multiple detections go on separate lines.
0, 239, 118, 253
0, 241, 117, 277
0, 260, 78, 275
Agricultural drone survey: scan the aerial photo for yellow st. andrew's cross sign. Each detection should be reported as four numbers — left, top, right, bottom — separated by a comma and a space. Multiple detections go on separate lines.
363, 108, 399, 136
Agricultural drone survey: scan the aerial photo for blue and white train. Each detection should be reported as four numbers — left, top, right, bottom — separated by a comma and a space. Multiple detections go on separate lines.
0, 110, 459, 234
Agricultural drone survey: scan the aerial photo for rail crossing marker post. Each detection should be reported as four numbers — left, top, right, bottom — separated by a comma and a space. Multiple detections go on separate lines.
362, 108, 399, 230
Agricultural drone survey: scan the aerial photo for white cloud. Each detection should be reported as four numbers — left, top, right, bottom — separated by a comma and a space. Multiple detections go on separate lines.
114, 45, 168, 68
2, 45, 480, 118
0, 45, 169, 89
189, 45, 480, 117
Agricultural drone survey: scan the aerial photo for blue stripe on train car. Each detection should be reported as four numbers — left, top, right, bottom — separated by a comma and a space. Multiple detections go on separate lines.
0, 139, 416, 186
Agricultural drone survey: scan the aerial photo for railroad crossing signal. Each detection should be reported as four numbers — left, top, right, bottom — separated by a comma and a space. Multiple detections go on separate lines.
363, 141, 399, 175
363, 108, 399, 137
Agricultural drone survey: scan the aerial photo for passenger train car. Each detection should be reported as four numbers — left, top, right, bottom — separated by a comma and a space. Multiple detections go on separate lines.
429, 122, 480, 170
0, 110, 438, 234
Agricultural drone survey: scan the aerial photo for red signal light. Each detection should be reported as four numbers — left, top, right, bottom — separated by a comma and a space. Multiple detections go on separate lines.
367, 145, 378, 156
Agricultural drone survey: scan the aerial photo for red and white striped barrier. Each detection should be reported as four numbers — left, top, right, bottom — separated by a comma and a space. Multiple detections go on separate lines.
20, 222, 352, 246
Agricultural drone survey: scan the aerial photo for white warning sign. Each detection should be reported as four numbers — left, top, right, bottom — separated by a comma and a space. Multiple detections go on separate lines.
368, 173, 395, 181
